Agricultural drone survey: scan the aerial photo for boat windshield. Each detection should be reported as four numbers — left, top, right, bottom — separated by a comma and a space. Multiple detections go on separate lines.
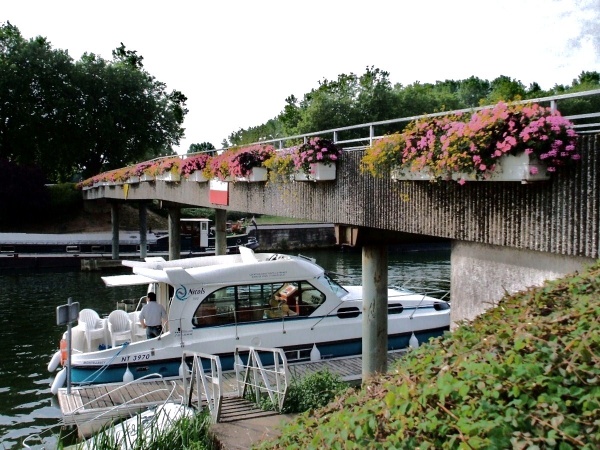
319, 274, 348, 298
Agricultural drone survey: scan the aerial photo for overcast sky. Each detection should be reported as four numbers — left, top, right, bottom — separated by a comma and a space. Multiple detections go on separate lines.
3, 0, 599, 153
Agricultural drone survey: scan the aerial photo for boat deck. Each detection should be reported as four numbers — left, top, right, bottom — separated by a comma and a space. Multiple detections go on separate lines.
58, 350, 406, 436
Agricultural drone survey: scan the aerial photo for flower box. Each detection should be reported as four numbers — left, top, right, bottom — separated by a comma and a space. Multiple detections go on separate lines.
125, 176, 140, 184
236, 167, 268, 182
294, 163, 337, 182
391, 152, 550, 183
156, 172, 181, 182
186, 171, 209, 182
140, 174, 155, 182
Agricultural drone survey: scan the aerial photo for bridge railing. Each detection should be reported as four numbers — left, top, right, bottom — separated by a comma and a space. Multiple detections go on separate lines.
230, 88, 600, 152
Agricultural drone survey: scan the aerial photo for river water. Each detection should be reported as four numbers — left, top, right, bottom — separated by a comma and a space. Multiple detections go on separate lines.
0, 246, 450, 449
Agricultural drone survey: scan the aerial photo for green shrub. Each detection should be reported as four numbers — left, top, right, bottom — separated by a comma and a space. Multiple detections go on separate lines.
48, 183, 83, 215
260, 370, 349, 414
260, 263, 600, 449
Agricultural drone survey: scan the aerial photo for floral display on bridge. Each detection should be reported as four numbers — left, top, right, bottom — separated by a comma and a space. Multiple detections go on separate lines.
228, 144, 276, 178
180, 153, 212, 178
361, 101, 579, 183
293, 137, 342, 176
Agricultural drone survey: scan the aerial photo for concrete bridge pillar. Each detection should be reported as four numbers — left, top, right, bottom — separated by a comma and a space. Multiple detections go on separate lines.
362, 244, 388, 380
167, 205, 181, 261
138, 202, 147, 259
110, 202, 119, 260
214, 209, 227, 255
450, 241, 595, 327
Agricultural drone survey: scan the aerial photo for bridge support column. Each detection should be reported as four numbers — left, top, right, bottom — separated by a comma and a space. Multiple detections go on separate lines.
362, 244, 388, 380
138, 202, 147, 259
110, 202, 119, 260
451, 241, 595, 328
167, 205, 181, 261
214, 209, 227, 255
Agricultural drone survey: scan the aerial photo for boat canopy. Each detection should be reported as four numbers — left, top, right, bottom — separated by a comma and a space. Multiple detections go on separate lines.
101, 274, 157, 287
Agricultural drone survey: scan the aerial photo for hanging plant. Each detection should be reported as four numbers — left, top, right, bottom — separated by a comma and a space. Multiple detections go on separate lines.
293, 137, 342, 176
362, 102, 579, 183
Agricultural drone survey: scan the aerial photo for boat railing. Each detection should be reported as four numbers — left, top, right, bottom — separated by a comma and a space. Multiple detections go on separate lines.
181, 351, 223, 423
234, 345, 289, 412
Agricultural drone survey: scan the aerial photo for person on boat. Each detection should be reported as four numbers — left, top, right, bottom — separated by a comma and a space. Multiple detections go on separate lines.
139, 292, 167, 339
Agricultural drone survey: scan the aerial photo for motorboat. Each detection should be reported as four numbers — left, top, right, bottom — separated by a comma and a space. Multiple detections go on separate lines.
48, 247, 450, 389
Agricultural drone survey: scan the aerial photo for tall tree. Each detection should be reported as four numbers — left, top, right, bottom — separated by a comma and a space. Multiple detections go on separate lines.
188, 142, 215, 154
0, 23, 188, 181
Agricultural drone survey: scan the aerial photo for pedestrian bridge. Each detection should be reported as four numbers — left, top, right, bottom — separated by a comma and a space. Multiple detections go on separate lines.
83, 90, 600, 329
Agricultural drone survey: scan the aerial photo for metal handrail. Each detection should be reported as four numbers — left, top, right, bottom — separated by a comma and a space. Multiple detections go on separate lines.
234, 345, 288, 412
238, 89, 600, 150
132, 89, 600, 163
182, 351, 222, 422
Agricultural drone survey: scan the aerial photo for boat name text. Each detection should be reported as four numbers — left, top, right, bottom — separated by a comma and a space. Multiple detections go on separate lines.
121, 353, 151, 363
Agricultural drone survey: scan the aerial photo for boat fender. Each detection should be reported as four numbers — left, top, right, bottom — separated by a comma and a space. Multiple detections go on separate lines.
47, 350, 61, 372
59, 339, 68, 366
310, 344, 321, 361
179, 361, 189, 379
50, 368, 67, 395
409, 332, 419, 349
235, 354, 244, 369
123, 366, 134, 383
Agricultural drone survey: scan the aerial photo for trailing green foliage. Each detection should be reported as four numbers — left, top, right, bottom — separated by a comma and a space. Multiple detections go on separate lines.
260, 263, 600, 449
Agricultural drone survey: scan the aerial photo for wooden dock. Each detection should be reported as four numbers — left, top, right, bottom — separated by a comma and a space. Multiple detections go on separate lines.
58, 350, 407, 437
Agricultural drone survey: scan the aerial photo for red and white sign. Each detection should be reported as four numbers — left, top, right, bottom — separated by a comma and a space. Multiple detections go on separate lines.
209, 179, 229, 205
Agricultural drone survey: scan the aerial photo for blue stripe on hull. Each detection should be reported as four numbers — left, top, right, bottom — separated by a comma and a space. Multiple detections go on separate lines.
71, 360, 182, 384
71, 327, 448, 384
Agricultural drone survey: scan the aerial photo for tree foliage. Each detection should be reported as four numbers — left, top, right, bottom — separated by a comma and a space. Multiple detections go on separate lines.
229, 67, 600, 146
187, 142, 216, 154
0, 158, 49, 226
0, 22, 187, 182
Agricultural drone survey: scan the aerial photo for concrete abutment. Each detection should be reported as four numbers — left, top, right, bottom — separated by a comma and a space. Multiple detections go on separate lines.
450, 241, 595, 327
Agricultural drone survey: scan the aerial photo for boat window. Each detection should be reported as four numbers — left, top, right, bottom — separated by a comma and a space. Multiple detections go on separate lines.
319, 274, 348, 298
337, 307, 361, 319
388, 303, 404, 315
191, 280, 327, 327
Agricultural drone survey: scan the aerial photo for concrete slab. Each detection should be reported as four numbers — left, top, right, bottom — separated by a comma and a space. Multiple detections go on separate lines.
209, 413, 297, 449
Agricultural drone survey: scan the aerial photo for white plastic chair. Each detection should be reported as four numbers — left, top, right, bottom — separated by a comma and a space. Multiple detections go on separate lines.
78, 309, 106, 352
107, 310, 132, 348
129, 311, 146, 342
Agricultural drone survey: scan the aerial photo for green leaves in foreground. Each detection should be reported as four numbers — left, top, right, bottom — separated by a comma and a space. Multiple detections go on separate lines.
259, 262, 600, 449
